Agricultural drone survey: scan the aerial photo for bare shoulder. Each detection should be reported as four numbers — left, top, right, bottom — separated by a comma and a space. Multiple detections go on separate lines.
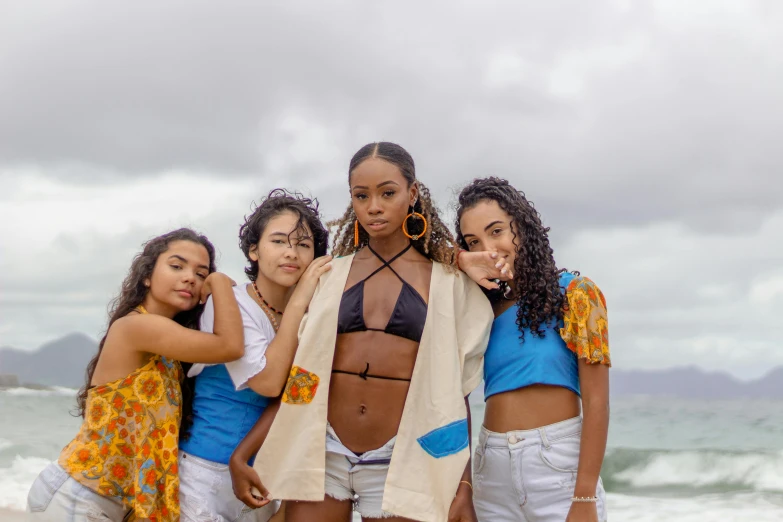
108, 312, 172, 343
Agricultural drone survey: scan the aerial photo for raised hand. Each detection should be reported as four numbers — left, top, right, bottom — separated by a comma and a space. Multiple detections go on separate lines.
458, 250, 513, 290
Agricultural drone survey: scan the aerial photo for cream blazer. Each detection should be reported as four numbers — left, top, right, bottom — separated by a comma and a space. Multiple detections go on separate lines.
253, 254, 493, 522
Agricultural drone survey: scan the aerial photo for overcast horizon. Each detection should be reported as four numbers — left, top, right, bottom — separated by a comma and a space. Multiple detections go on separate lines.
1, 1, 782, 379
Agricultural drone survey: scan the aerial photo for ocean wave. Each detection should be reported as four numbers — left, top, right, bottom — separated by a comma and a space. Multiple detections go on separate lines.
604, 448, 783, 493
0, 455, 51, 510
606, 491, 783, 522
0, 386, 76, 397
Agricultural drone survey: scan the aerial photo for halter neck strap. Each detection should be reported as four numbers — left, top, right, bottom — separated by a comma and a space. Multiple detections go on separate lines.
362, 243, 412, 282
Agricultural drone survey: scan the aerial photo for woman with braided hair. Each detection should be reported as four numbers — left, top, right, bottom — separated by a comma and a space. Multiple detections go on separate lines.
235, 142, 493, 522
456, 177, 610, 522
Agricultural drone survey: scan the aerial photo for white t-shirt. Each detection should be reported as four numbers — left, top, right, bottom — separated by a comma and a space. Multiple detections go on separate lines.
187, 281, 275, 391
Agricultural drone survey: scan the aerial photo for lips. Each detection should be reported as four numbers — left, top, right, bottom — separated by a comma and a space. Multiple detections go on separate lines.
367, 220, 387, 229
279, 264, 300, 273
176, 290, 193, 298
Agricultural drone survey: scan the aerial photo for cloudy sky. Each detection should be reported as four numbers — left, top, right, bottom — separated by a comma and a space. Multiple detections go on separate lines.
1, 0, 781, 379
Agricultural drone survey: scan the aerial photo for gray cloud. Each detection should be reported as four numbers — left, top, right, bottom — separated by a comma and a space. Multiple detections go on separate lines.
1, 1, 782, 377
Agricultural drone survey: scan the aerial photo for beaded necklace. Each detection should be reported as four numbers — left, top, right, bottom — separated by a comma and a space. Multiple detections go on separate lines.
251, 282, 282, 331
252, 281, 284, 315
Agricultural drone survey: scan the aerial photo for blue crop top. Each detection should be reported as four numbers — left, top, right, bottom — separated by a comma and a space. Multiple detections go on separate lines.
483, 272, 583, 399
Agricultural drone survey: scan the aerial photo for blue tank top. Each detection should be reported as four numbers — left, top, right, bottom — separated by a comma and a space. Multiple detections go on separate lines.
483, 272, 580, 400
180, 364, 270, 465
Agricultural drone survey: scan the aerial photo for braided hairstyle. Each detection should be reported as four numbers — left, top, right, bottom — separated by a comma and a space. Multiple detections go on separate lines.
455, 177, 573, 340
329, 142, 457, 268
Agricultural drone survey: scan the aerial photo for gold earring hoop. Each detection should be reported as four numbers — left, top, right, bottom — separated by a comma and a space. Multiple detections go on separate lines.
402, 212, 428, 240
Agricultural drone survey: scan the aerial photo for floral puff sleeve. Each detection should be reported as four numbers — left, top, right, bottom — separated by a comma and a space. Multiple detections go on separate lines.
560, 276, 611, 366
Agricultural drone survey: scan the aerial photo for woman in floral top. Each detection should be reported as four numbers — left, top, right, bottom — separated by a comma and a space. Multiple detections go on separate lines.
457, 178, 611, 522
26, 228, 245, 522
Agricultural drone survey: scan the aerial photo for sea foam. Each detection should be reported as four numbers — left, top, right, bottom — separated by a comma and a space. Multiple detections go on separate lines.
0, 456, 52, 510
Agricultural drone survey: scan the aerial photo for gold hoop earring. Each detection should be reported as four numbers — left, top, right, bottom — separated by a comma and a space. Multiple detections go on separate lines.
354, 219, 360, 247
402, 212, 428, 240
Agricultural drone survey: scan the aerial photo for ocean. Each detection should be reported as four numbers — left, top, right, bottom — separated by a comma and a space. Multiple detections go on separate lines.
1, 388, 782, 521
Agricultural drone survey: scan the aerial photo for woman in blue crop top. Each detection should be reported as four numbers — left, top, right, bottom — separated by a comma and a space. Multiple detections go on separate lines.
456, 178, 611, 522
177, 190, 331, 522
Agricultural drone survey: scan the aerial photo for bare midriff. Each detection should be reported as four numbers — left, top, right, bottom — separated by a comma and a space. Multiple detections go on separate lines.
484, 384, 581, 433
328, 331, 418, 453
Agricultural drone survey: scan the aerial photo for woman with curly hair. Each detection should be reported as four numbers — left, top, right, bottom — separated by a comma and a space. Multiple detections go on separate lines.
178, 190, 331, 522
237, 142, 493, 522
26, 228, 244, 521
456, 177, 610, 522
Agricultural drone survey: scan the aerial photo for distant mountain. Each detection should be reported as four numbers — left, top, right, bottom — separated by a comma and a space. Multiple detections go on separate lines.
1, 333, 782, 399
0, 333, 98, 388
610, 366, 782, 399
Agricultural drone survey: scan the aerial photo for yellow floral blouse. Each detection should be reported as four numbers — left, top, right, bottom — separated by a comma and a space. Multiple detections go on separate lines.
560, 276, 611, 366
59, 354, 183, 521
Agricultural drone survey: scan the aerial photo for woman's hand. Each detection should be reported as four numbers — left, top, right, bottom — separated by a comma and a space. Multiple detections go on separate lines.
287, 255, 332, 309
229, 455, 271, 509
566, 501, 599, 522
458, 250, 513, 290
200, 272, 236, 304
447, 484, 478, 522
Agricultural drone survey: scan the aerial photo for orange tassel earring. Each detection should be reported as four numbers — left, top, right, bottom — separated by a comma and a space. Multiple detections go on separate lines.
354, 219, 360, 247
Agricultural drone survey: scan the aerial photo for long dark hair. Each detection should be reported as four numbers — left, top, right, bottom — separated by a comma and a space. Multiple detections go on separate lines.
239, 188, 329, 281
76, 228, 216, 432
455, 177, 573, 340
329, 142, 457, 267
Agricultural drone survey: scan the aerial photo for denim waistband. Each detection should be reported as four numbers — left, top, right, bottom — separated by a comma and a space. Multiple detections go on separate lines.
326, 423, 395, 464
479, 416, 582, 449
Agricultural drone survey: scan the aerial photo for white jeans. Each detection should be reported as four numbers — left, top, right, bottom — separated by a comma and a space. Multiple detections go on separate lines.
473, 417, 607, 522
323, 424, 396, 519
179, 451, 280, 522
26, 462, 128, 521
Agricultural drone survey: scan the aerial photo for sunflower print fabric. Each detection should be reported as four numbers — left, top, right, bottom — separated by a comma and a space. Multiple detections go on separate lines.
282, 366, 320, 404
560, 276, 611, 366
59, 355, 183, 521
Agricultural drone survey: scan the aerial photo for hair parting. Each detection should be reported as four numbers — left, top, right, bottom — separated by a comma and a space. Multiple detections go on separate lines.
328, 141, 458, 268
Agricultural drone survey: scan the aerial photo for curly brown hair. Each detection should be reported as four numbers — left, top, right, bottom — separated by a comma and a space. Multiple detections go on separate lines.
239, 188, 329, 281
329, 142, 457, 268
455, 177, 575, 340
75, 228, 216, 440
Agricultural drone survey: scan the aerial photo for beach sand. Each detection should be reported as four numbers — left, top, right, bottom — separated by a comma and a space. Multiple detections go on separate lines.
0, 507, 26, 521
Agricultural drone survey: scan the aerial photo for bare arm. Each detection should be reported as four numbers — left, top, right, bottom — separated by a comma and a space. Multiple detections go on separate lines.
242, 301, 306, 397
573, 361, 609, 499
110, 273, 244, 363
229, 399, 281, 508
243, 256, 331, 397
447, 396, 478, 522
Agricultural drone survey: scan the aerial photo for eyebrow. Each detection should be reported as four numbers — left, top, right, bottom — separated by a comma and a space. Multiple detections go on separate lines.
168, 254, 209, 271
351, 180, 401, 190
462, 220, 505, 239
483, 220, 504, 232
269, 232, 314, 240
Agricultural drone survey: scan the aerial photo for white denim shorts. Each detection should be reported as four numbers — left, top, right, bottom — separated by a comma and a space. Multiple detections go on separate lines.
323, 424, 396, 519
473, 416, 607, 522
179, 451, 280, 522
26, 462, 128, 521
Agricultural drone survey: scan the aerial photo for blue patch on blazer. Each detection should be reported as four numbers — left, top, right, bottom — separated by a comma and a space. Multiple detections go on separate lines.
417, 419, 469, 458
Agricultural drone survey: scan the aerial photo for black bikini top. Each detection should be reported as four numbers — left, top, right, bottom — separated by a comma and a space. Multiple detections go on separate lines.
337, 243, 428, 343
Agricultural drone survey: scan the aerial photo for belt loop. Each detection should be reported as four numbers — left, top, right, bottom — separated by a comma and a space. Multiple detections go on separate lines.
539, 427, 551, 449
